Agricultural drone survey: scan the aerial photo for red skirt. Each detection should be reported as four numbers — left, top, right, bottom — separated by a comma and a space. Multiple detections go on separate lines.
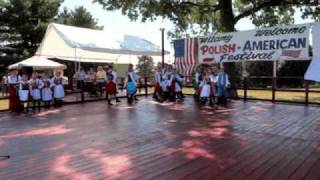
105, 82, 116, 94
154, 83, 161, 93
9, 85, 23, 112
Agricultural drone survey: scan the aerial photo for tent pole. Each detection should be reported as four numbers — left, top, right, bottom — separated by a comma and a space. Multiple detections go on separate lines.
160, 28, 165, 68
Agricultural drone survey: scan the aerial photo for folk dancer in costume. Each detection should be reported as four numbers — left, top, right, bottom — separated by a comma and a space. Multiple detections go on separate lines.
1, 74, 8, 97
169, 69, 184, 101
208, 69, 217, 106
104, 72, 117, 105
29, 74, 42, 110
8, 70, 22, 112
41, 75, 53, 108
153, 67, 162, 101
216, 66, 230, 106
160, 72, 170, 101
125, 64, 138, 103
19, 74, 30, 112
52, 72, 65, 107
199, 70, 213, 105
96, 66, 106, 96
194, 66, 203, 101
108, 65, 121, 102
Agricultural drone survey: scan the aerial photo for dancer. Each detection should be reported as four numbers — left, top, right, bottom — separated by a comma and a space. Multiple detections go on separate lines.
41, 75, 53, 108
170, 69, 184, 101
8, 70, 22, 112
52, 72, 65, 107
19, 74, 30, 112
199, 70, 212, 105
153, 67, 162, 101
105, 72, 117, 105
125, 64, 138, 103
194, 66, 203, 101
108, 65, 121, 102
29, 74, 42, 110
216, 66, 230, 106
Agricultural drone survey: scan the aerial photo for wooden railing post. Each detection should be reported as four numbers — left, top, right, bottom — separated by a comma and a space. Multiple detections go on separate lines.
144, 77, 148, 96
80, 81, 84, 103
272, 77, 276, 103
305, 80, 309, 106
244, 77, 248, 102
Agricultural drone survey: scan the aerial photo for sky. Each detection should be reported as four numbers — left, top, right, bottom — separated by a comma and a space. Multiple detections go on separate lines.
61, 0, 315, 59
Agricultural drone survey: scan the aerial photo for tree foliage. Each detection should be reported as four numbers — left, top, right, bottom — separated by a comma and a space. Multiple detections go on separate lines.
94, 0, 319, 36
0, 0, 62, 59
136, 56, 155, 79
56, 6, 103, 30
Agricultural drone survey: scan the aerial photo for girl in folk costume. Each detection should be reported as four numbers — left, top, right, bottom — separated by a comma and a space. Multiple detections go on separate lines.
52, 72, 65, 107
153, 67, 162, 101
169, 69, 184, 101
125, 73, 138, 104
29, 74, 42, 110
216, 66, 230, 106
199, 70, 213, 105
194, 66, 203, 101
8, 70, 23, 112
125, 64, 138, 103
41, 75, 53, 108
160, 73, 170, 101
19, 74, 30, 112
104, 72, 117, 105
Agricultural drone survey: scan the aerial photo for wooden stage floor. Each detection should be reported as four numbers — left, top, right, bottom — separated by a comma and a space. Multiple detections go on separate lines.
0, 97, 320, 180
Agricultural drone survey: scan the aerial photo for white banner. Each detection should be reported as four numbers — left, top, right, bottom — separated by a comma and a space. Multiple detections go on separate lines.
199, 24, 310, 63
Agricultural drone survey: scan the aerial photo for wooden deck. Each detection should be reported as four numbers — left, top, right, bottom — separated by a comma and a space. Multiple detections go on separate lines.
0, 97, 320, 180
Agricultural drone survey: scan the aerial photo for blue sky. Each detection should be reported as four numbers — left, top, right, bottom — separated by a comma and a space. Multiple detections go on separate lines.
61, 0, 314, 51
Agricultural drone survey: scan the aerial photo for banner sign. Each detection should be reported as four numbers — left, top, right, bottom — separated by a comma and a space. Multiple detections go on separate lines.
199, 24, 310, 63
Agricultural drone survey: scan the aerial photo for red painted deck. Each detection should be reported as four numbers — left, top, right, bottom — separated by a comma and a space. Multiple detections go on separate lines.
0, 97, 320, 180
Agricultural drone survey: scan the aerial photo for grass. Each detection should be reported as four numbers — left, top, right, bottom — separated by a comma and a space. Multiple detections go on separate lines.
0, 88, 319, 111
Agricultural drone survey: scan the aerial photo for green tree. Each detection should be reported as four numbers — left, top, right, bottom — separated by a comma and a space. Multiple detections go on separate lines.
136, 56, 155, 79
94, 0, 319, 35
56, 6, 103, 30
0, 0, 62, 62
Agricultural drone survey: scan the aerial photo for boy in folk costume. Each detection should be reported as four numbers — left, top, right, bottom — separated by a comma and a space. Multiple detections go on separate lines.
160, 73, 170, 101
19, 74, 30, 112
216, 66, 230, 106
52, 72, 65, 107
125, 64, 138, 103
29, 74, 42, 110
104, 72, 117, 105
153, 67, 162, 101
41, 75, 53, 108
8, 70, 23, 112
108, 65, 121, 102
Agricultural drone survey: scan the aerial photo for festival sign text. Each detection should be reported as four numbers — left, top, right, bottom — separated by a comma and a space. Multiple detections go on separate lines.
198, 24, 310, 63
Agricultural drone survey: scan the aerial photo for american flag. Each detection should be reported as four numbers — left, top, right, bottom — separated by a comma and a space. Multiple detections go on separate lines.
281, 50, 302, 58
174, 38, 198, 80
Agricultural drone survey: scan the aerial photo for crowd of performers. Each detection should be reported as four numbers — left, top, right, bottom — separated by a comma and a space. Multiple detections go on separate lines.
194, 65, 230, 106
153, 65, 184, 102
75, 64, 139, 105
6, 63, 230, 112
153, 65, 230, 107
7, 70, 66, 112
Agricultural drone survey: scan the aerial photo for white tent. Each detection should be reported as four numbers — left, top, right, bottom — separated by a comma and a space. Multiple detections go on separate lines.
35, 23, 170, 63
8, 56, 66, 70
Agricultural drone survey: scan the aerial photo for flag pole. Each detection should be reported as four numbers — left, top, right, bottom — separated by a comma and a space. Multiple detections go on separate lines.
160, 28, 165, 68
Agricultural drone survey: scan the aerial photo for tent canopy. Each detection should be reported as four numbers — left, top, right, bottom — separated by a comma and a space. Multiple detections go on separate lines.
35, 23, 170, 63
8, 56, 66, 70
